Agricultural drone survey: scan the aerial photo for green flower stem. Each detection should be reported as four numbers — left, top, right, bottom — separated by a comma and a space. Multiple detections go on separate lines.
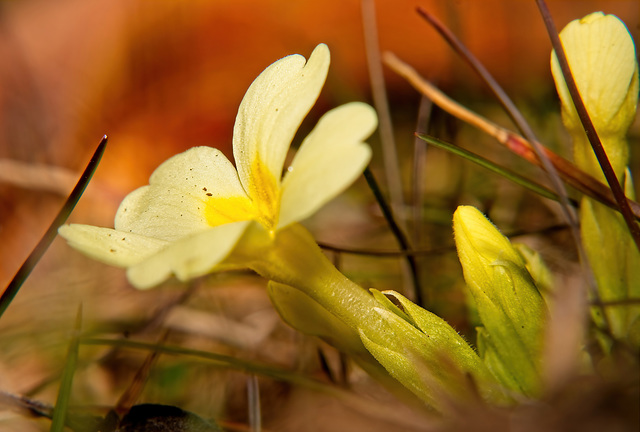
231, 223, 506, 410
236, 224, 416, 400
236, 224, 386, 345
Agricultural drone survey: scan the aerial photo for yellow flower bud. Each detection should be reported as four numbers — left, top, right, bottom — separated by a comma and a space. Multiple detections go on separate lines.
453, 206, 547, 396
551, 12, 639, 179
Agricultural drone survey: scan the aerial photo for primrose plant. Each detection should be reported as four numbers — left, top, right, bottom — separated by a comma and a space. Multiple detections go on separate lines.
59, 43, 554, 411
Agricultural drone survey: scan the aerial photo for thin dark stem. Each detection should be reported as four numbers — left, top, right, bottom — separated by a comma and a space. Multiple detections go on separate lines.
416, 8, 580, 244
0, 136, 107, 319
320, 241, 455, 258
364, 167, 423, 305
535, 0, 640, 253
593, 298, 640, 307
319, 223, 568, 257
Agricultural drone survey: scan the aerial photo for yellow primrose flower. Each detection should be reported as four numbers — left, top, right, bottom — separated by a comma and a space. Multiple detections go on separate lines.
551, 11, 639, 179
59, 44, 377, 289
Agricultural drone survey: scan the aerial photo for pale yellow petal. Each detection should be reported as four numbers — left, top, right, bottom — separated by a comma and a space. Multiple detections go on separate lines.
233, 44, 330, 201
278, 102, 376, 228
58, 224, 168, 267
126, 220, 251, 289
148, 147, 246, 198
115, 146, 253, 241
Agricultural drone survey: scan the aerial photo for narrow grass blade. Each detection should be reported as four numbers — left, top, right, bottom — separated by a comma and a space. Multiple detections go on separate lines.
0, 136, 107, 319
416, 133, 578, 207
80, 339, 434, 429
50, 305, 82, 432
80, 337, 335, 392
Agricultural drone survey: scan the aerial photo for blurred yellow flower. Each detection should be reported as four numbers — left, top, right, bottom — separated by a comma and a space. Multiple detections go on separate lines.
59, 44, 377, 289
550, 11, 639, 178
552, 12, 640, 348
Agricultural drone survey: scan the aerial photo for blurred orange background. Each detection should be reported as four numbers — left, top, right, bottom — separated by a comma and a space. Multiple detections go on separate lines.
0, 0, 638, 286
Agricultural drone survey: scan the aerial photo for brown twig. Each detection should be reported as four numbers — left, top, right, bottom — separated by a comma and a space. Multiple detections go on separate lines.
382, 52, 640, 220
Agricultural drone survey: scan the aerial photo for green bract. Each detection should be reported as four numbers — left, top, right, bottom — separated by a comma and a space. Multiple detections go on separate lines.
361, 290, 509, 408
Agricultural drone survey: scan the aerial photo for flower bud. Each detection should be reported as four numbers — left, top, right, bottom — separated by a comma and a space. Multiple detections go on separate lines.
453, 206, 547, 396
551, 12, 639, 179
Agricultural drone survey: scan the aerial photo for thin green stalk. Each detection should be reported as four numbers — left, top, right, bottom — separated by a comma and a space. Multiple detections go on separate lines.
80, 337, 434, 429
80, 337, 344, 393
50, 305, 82, 432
